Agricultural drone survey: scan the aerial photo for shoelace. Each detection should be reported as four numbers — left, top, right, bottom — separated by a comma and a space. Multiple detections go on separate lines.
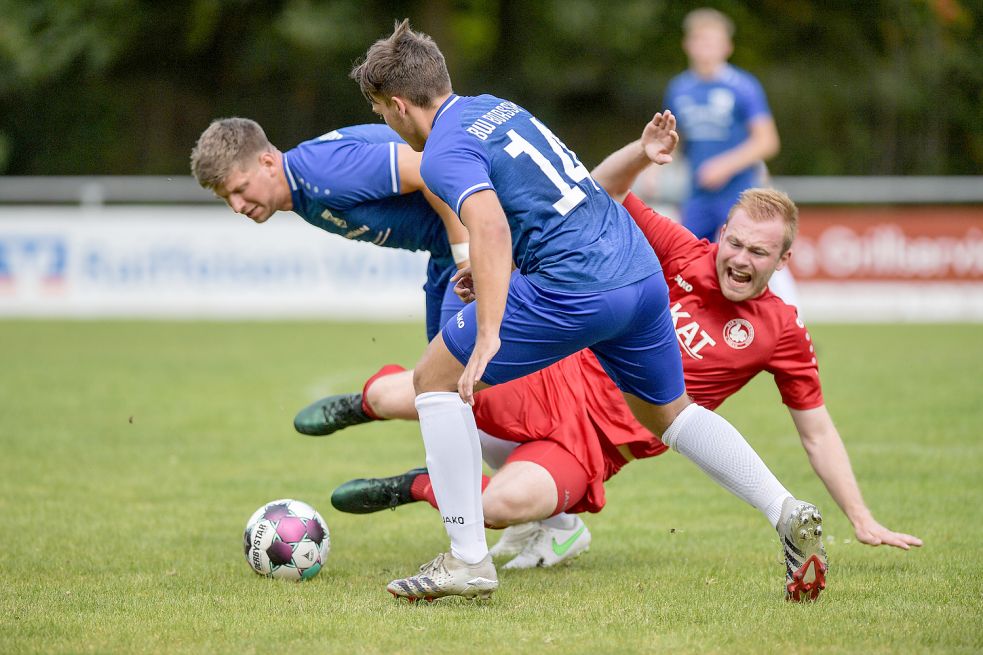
418, 553, 447, 576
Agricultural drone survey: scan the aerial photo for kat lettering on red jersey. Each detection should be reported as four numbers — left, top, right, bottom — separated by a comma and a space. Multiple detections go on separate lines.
623, 192, 822, 411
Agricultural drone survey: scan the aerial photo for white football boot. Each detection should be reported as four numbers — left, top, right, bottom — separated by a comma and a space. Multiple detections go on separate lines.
488, 522, 540, 558
387, 552, 498, 602
503, 516, 591, 570
778, 497, 828, 601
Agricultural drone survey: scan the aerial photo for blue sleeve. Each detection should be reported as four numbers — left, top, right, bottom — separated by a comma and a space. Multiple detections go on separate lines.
286, 138, 400, 211
736, 73, 772, 124
421, 128, 494, 216
664, 76, 682, 114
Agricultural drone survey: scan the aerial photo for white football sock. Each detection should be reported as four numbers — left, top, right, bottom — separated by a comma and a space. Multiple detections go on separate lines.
415, 392, 488, 563
661, 403, 792, 528
541, 512, 578, 530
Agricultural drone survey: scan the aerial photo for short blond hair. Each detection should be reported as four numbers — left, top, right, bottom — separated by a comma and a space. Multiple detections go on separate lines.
727, 188, 799, 254
190, 117, 273, 190
350, 19, 451, 108
683, 8, 735, 38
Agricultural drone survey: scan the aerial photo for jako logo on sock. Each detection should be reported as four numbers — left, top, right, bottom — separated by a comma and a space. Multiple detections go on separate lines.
443, 515, 465, 524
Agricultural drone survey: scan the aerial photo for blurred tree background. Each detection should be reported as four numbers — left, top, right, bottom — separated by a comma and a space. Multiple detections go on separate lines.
0, 0, 980, 177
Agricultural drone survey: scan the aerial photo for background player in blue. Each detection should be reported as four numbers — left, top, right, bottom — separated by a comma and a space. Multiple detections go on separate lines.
190, 117, 469, 343
664, 7, 780, 242
351, 20, 825, 602
664, 8, 799, 310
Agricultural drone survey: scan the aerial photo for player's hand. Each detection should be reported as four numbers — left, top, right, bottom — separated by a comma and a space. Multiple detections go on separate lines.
641, 110, 678, 165
695, 157, 734, 190
451, 266, 476, 303
853, 518, 923, 550
458, 334, 499, 405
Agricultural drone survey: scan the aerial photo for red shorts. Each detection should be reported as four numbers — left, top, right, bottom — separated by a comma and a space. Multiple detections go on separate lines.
473, 350, 668, 514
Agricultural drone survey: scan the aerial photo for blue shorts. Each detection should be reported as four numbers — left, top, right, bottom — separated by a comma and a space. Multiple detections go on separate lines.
441, 272, 685, 405
424, 258, 467, 342
683, 193, 739, 242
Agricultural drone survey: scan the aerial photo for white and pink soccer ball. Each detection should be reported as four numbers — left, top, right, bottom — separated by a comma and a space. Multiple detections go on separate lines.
243, 499, 330, 581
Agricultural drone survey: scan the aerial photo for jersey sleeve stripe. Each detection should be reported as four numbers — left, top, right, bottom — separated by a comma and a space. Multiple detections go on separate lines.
283, 155, 298, 192
388, 142, 398, 194
455, 182, 492, 215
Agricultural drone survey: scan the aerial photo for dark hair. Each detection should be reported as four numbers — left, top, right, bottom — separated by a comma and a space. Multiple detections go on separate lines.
350, 19, 452, 108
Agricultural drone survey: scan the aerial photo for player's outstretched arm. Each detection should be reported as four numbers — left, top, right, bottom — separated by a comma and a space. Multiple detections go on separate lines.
789, 406, 923, 550
591, 110, 678, 203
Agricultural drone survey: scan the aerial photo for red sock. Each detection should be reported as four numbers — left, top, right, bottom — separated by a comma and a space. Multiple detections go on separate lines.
360, 364, 406, 420
410, 472, 490, 510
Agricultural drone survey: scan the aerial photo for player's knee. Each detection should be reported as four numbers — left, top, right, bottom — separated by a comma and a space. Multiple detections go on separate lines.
483, 486, 540, 527
632, 393, 692, 437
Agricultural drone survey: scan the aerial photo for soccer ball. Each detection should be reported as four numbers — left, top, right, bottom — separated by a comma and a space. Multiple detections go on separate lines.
243, 499, 330, 581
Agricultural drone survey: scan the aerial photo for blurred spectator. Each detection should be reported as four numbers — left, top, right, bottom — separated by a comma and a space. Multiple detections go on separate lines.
664, 7, 799, 310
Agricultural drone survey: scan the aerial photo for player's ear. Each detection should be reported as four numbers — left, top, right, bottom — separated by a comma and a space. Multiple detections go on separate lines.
257, 150, 277, 174
775, 248, 792, 271
390, 96, 409, 116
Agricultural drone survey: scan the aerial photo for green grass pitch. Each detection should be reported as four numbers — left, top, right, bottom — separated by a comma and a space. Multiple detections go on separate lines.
1, 320, 981, 654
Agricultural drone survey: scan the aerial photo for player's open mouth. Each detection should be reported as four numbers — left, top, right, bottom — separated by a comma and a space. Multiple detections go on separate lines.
727, 267, 752, 285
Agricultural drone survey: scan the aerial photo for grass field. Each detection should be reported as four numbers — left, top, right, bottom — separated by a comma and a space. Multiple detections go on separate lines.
1, 320, 982, 654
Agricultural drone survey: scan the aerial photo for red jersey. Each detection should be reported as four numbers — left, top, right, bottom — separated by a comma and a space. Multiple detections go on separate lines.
624, 192, 823, 411
472, 193, 823, 513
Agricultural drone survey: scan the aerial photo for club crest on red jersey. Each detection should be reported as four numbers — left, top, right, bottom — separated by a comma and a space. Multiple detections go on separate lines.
723, 318, 755, 349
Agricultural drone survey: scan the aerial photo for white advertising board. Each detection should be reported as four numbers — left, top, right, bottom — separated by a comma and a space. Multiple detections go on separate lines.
0, 206, 431, 319
1, 204, 981, 322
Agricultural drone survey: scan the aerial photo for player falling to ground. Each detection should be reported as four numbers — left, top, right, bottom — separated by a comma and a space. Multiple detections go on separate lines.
306, 112, 921, 600
190, 118, 468, 344
348, 20, 826, 602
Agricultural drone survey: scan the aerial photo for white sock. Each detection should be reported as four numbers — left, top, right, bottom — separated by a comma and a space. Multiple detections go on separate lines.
415, 392, 488, 563
478, 429, 519, 470
541, 512, 578, 530
661, 404, 792, 528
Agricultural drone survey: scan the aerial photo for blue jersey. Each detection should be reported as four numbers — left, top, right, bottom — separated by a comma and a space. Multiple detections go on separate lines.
665, 64, 771, 202
282, 124, 451, 264
421, 95, 660, 293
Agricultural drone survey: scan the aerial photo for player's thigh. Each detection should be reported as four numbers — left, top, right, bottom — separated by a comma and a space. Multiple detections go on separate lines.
591, 273, 686, 406
483, 460, 557, 525
500, 441, 590, 517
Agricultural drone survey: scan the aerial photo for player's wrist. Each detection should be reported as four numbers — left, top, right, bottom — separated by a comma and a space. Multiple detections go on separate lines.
451, 241, 470, 265
847, 508, 875, 529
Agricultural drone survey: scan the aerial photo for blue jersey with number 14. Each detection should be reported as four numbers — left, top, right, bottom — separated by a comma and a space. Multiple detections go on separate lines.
421, 95, 660, 293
